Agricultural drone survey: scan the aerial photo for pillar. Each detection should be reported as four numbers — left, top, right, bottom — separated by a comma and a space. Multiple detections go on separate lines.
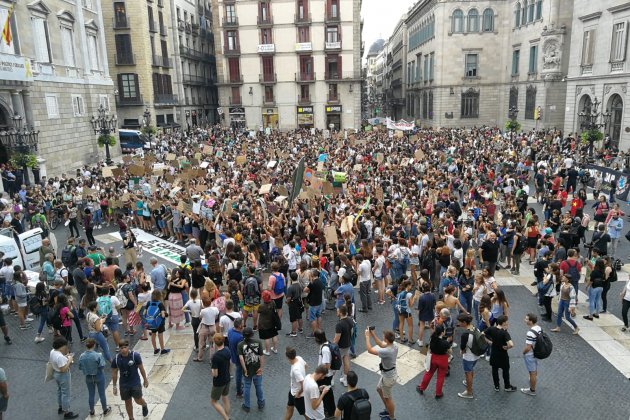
21, 90, 34, 127
74, 0, 91, 75
10, 90, 23, 118
549, 0, 560, 27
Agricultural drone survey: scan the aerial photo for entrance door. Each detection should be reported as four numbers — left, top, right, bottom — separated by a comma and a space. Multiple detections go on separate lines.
326, 114, 341, 131
608, 94, 623, 148
0, 105, 9, 164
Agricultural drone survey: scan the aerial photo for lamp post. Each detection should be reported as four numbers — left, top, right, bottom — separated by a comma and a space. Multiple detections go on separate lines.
0, 114, 39, 185
508, 106, 519, 142
142, 108, 151, 151
90, 104, 117, 165
579, 97, 611, 157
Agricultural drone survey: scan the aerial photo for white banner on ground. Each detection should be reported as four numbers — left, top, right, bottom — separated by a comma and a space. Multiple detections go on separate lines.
111, 229, 186, 266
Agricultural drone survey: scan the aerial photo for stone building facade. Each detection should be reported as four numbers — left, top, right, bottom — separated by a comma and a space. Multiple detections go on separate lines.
211, 0, 362, 130
0, 0, 115, 176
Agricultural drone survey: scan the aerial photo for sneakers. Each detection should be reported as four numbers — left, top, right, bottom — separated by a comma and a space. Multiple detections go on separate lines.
340, 376, 348, 386
154, 349, 160, 355
505, 386, 517, 392
457, 391, 474, 399
622, 327, 628, 332
160, 348, 171, 355
306, 334, 315, 339
572, 328, 580, 335
241, 405, 250, 413
103, 407, 112, 416
494, 386, 500, 392
142, 404, 149, 417
270, 347, 278, 354
550, 327, 560, 332
484, 355, 490, 362
520, 388, 536, 396
415, 339, 423, 347
19, 324, 32, 330
4, 336, 11, 345
263, 350, 271, 356
64, 412, 79, 419
35, 336, 45, 343
286, 332, 297, 337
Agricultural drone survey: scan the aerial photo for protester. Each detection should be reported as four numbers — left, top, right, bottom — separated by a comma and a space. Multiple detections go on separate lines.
335, 370, 371, 419
78, 338, 111, 416
521, 313, 541, 396
365, 328, 397, 420
111, 340, 149, 419
284, 346, 308, 420
483, 315, 517, 392
416, 324, 451, 398
210, 334, 232, 420
238, 326, 266, 412
49, 337, 79, 419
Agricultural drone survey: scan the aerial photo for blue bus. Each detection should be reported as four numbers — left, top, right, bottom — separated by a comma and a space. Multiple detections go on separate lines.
119, 129, 150, 153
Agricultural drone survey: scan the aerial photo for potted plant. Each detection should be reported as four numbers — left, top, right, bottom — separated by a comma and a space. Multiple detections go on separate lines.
97, 134, 117, 147
10, 152, 38, 169
505, 120, 521, 133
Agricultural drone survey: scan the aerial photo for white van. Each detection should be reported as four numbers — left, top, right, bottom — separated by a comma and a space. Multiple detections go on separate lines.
0, 228, 44, 272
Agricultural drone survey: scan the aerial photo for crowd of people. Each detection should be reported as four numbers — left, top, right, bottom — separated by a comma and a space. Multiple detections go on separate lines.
0, 124, 630, 419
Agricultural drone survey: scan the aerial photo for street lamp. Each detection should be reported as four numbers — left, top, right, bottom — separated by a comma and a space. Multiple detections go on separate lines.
0, 114, 39, 185
90, 104, 117, 165
579, 97, 612, 157
142, 108, 151, 151
508, 106, 519, 141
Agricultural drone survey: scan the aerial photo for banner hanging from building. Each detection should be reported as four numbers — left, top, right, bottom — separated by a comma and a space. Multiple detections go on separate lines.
386, 117, 414, 131
585, 164, 630, 202
0, 53, 33, 81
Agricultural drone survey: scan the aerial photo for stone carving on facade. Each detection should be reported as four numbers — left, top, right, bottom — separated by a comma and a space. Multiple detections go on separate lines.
542, 38, 561, 70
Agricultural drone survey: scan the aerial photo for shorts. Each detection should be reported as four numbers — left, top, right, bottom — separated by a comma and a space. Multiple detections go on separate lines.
462, 359, 477, 373
142, 215, 151, 221
174, 226, 183, 233
120, 385, 143, 401
211, 381, 230, 401
340, 346, 350, 358
374, 276, 383, 282
288, 302, 303, 322
308, 304, 322, 321
150, 319, 166, 334
287, 391, 305, 415
524, 353, 538, 372
105, 315, 120, 332
243, 304, 259, 313
399, 311, 412, 318
377, 375, 397, 399
0, 310, 4, 328
157, 219, 165, 229
273, 297, 284, 310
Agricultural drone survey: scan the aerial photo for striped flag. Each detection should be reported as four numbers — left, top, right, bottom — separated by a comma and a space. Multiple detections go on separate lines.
1, 4, 13, 47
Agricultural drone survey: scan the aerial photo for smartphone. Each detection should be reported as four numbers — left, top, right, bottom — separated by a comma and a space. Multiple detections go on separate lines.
368, 326, 375, 331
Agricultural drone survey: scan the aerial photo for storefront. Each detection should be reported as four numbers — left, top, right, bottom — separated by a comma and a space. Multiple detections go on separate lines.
297, 106, 314, 128
325, 105, 342, 131
262, 107, 279, 129
228, 107, 246, 130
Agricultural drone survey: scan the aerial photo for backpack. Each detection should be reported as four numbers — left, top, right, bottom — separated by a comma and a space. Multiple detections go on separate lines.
359, 222, 369, 240
143, 301, 164, 330
469, 328, 488, 356
613, 258, 623, 273
244, 276, 261, 305
48, 307, 63, 331
609, 264, 619, 283
532, 328, 553, 359
321, 342, 342, 371
116, 283, 129, 308
565, 260, 580, 284
396, 291, 410, 314
29, 296, 43, 315
272, 273, 285, 295
342, 265, 358, 286
96, 296, 113, 317
319, 269, 329, 289
537, 277, 554, 295
348, 389, 371, 420
61, 246, 77, 268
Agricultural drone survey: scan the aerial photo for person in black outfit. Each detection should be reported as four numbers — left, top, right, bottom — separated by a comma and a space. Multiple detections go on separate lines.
483, 315, 517, 392
416, 324, 451, 398
335, 371, 370, 420
480, 233, 500, 276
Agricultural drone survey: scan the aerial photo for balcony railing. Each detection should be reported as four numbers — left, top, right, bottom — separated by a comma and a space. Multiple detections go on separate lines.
325, 14, 340, 23
257, 15, 273, 26
257, 44, 275, 53
580, 64, 593, 76
295, 72, 315, 82
222, 17, 239, 27
152, 55, 171, 67
327, 94, 339, 103
224, 44, 241, 55
298, 95, 311, 105
230, 96, 242, 105
116, 94, 144, 107
295, 42, 312, 52
183, 74, 206, 85
227, 74, 243, 84
294, 12, 312, 25
177, 19, 185, 31
180, 45, 203, 59
324, 71, 340, 81
611, 62, 624, 73
149, 20, 157, 33
259, 73, 277, 83
113, 16, 129, 29
154, 94, 178, 105
325, 41, 341, 50
115, 53, 136, 66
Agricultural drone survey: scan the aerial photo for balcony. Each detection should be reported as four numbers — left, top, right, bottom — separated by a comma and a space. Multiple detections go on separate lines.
223, 44, 241, 56
611, 61, 624, 73
294, 13, 312, 25
183, 74, 206, 85
159, 23, 167, 36
185, 22, 192, 33
325, 41, 341, 51
115, 53, 136, 66
580, 64, 593, 76
324, 71, 340, 81
177, 19, 185, 31
192, 23, 199, 36
152, 55, 171, 68
298, 95, 311, 105
327, 94, 340, 103
116, 94, 144, 107
154, 94, 178, 105
257, 44, 275, 54
226, 74, 243, 84
113, 16, 129, 29
325, 14, 340, 23
295, 72, 315, 82
222, 17, 239, 27
149, 20, 157, 33
257, 15, 273, 26
259, 73, 277, 84
230, 96, 242, 105
295, 42, 312, 52
180, 45, 203, 59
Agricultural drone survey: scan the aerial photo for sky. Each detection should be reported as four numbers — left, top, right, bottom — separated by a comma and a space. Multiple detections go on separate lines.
361, 0, 418, 57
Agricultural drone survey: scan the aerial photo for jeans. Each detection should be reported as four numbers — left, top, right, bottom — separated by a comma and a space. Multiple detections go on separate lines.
53, 371, 71, 412
556, 299, 577, 329
182, 291, 191, 323
459, 291, 473, 313
359, 281, 372, 311
89, 331, 112, 362
588, 287, 603, 315
242, 374, 265, 409
85, 371, 107, 411
622, 299, 630, 328
93, 209, 103, 226
233, 363, 243, 396
391, 299, 400, 331
38, 306, 49, 334
72, 308, 84, 340
473, 299, 481, 325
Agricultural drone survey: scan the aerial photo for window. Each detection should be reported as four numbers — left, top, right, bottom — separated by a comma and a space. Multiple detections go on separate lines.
260, 1, 270, 21
611, 22, 627, 62
297, 0, 307, 19
71, 95, 85, 116
330, 0, 339, 18
521, 2, 527, 25
512, 49, 520, 75
416, 54, 421, 80
158, 11, 165, 33
298, 26, 310, 42
231, 86, 240, 103
87, 34, 99, 71
514, 2, 521, 27
461, 88, 479, 118
422, 91, 428, 119
45, 95, 59, 118
328, 83, 338, 101
262, 55, 274, 78
32, 18, 51, 63
148, 6, 155, 32
99, 95, 110, 111
529, 45, 538, 73
428, 91, 433, 119
326, 54, 339, 78
482, 9, 494, 32
452, 9, 464, 33
113, 2, 127, 27
226, 30, 238, 50
581, 30, 595, 65
264, 86, 274, 103
82, 0, 93, 8
465, 53, 478, 77
525, 85, 536, 119
536, 0, 543, 20
467, 9, 479, 32
261, 28, 272, 44
300, 84, 310, 100
509, 86, 518, 112
61, 27, 76, 67
228, 57, 240, 81
115, 34, 133, 64
429, 52, 434, 80
160, 40, 168, 59
226, 5, 236, 22
300, 55, 313, 76
528, 0, 535, 23
326, 26, 339, 42
423, 55, 429, 81
119, 73, 139, 98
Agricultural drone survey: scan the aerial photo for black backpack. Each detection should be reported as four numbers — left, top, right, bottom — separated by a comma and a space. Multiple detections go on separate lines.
48, 307, 63, 331
342, 265, 358, 286
532, 328, 553, 359
348, 389, 371, 420
321, 343, 343, 371
28, 296, 43, 315
61, 246, 77, 268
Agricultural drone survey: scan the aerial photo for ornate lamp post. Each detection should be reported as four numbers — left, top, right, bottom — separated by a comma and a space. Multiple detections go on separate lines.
579, 97, 611, 157
142, 108, 152, 151
507, 106, 520, 142
90, 104, 117, 165
0, 114, 39, 185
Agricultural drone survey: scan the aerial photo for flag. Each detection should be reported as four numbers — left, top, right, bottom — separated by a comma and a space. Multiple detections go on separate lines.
289, 157, 305, 207
356, 196, 370, 221
1, 4, 13, 47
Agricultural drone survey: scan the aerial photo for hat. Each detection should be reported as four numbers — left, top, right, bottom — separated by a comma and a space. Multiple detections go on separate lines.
243, 327, 254, 338
262, 290, 272, 303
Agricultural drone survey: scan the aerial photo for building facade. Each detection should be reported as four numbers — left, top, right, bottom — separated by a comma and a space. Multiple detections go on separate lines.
564, 0, 630, 150
0, 0, 115, 176
212, 0, 362, 130
103, 0, 178, 130
385, 17, 407, 120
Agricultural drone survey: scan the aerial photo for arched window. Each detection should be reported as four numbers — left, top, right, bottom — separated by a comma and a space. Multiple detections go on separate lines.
452, 9, 464, 33
468, 9, 479, 32
509, 86, 519, 115
525, 85, 537, 119
514, 2, 521, 27
607, 94, 623, 146
483, 8, 494, 32
528, 0, 535, 23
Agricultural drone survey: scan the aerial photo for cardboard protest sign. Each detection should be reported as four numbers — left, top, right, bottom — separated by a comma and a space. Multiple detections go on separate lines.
102, 166, 115, 177
353, 164, 362, 171
165, 174, 175, 183
235, 155, 247, 166
259, 184, 272, 195
196, 184, 207, 193
324, 226, 338, 245
122, 156, 132, 164
376, 187, 384, 202
169, 186, 182, 198
200, 161, 209, 169
322, 182, 334, 195
194, 152, 202, 160
267, 161, 277, 169
128, 165, 145, 176
414, 149, 425, 160
277, 185, 289, 196
203, 145, 213, 154
332, 172, 347, 183
83, 187, 96, 197
376, 153, 384, 163
190, 158, 199, 167
166, 153, 177, 161
341, 215, 354, 234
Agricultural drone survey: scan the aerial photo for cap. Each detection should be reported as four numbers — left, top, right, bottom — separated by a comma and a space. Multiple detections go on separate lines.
243, 327, 254, 338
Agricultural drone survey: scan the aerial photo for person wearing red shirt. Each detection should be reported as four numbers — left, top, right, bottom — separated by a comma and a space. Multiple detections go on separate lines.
559, 249, 582, 304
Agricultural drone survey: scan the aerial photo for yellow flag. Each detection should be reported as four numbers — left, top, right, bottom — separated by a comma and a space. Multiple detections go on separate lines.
1, 5, 13, 47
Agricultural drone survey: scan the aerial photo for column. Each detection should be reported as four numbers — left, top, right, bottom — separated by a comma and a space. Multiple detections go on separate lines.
94, 0, 110, 77
549, 0, 560, 27
10, 90, 23, 118
74, 0, 91, 74
21, 90, 34, 127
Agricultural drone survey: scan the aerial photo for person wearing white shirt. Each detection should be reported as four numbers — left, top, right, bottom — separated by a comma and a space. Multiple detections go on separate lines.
284, 242, 298, 272
195, 305, 220, 362
50, 337, 79, 418
356, 255, 372, 313
284, 347, 308, 419
219, 301, 242, 340
303, 366, 330, 420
